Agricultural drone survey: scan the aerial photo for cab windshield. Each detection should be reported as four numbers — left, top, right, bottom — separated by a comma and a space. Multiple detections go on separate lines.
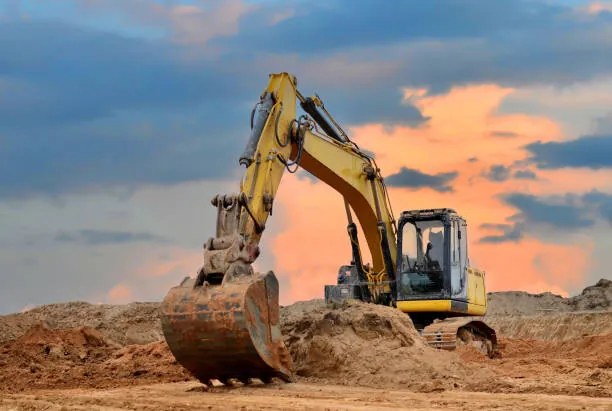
399, 220, 445, 295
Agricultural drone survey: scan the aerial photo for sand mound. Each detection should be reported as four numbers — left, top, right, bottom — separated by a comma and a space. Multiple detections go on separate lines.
1, 279, 609, 395
571, 279, 612, 311
504, 334, 612, 362
486, 311, 612, 340
487, 278, 611, 316
1, 279, 608, 345
0, 301, 162, 345
1, 300, 485, 393
280, 300, 486, 392
460, 334, 612, 398
485, 280, 612, 341
0, 323, 189, 392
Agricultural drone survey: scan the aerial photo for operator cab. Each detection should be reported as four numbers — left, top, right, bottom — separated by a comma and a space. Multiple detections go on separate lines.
397, 209, 468, 301
325, 207, 487, 327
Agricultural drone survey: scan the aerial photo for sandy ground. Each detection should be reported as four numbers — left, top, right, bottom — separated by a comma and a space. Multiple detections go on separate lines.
2, 381, 612, 411
0, 280, 610, 410
486, 279, 611, 316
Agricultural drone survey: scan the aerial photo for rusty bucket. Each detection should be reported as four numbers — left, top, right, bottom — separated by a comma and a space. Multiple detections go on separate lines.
160, 271, 294, 384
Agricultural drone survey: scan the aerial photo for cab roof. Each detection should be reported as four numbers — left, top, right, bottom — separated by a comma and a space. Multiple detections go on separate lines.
399, 208, 462, 222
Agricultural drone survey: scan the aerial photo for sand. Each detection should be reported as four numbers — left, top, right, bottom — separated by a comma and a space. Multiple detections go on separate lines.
486, 278, 611, 316
0, 280, 611, 410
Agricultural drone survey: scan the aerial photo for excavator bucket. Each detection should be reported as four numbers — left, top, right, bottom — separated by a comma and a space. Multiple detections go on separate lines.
160, 271, 294, 384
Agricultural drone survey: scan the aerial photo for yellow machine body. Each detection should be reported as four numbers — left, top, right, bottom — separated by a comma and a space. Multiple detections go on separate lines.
160, 73, 498, 385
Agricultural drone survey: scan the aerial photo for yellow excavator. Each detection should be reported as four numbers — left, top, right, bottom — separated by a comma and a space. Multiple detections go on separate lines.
160, 72, 496, 384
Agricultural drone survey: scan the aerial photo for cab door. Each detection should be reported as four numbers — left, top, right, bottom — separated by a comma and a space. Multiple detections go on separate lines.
450, 219, 467, 298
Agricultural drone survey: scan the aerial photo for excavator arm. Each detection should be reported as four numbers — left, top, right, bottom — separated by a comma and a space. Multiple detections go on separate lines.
160, 72, 399, 385
240, 73, 397, 290
223, 73, 397, 280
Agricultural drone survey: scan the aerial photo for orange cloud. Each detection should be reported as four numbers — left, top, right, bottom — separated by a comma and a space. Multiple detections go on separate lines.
475, 239, 592, 297
268, 177, 354, 305
584, 1, 612, 14
166, 1, 251, 45
264, 83, 603, 304
134, 247, 202, 279
107, 283, 133, 304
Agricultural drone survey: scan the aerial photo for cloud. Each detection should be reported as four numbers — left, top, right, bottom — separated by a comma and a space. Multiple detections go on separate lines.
526, 135, 612, 169
1, 0, 20, 19
491, 131, 518, 138
480, 190, 612, 244
219, 0, 612, 91
54, 229, 167, 245
106, 283, 133, 304
162, 1, 251, 46
41, 0, 251, 45
585, 1, 612, 14
504, 193, 594, 229
479, 223, 524, 243
477, 238, 591, 297
0, 21, 242, 127
0, 20, 261, 199
583, 190, 612, 223
4, 0, 612, 201
513, 169, 538, 179
385, 167, 458, 192
483, 164, 511, 182
0, 18, 428, 200
595, 113, 612, 132
0, 180, 225, 314
222, 1, 567, 54
313, 88, 426, 127
498, 78, 612, 139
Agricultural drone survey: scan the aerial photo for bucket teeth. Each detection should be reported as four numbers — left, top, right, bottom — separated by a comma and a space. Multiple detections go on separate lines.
260, 375, 274, 384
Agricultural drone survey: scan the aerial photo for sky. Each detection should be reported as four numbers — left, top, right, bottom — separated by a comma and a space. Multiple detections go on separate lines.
0, 0, 611, 313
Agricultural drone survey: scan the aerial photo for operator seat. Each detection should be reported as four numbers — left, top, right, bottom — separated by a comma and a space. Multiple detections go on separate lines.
427, 230, 444, 270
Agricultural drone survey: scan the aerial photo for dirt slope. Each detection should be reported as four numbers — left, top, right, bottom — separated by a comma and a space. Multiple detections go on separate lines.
280, 300, 488, 392
1, 300, 489, 393
487, 278, 611, 316
1, 279, 608, 346
2, 298, 610, 400
0, 279, 610, 404
0, 323, 190, 393
460, 334, 612, 398
0, 301, 162, 345
485, 311, 612, 340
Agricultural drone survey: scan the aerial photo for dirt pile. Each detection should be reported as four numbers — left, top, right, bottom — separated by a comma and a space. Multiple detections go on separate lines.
1, 300, 490, 393
1, 279, 608, 345
280, 300, 490, 392
485, 311, 612, 340
0, 301, 162, 345
459, 333, 612, 398
0, 322, 190, 392
570, 279, 612, 311
1, 278, 610, 396
485, 279, 612, 341
487, 278, 611, 316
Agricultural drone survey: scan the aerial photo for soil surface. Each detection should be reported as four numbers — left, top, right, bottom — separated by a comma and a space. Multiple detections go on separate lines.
486, 278, 611, 316
2, 382, 611, 411
0, 302, 162, 345
0, 280, 611, 410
